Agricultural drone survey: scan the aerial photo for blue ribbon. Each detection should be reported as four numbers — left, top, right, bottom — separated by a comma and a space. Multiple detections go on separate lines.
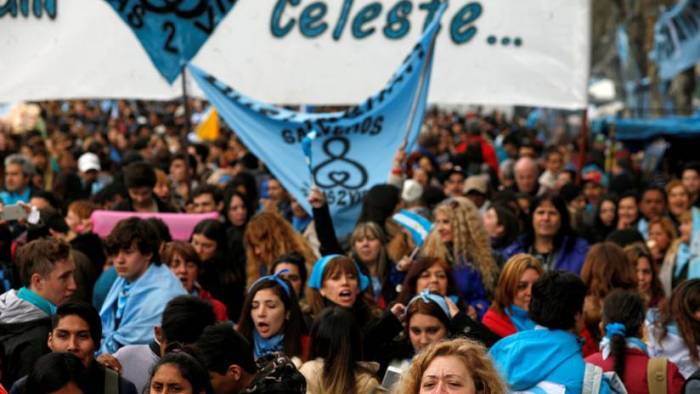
407, 290, 451, 320
308, 255, 369, 292
605, 322, 626, 338
250, 269, 293, 298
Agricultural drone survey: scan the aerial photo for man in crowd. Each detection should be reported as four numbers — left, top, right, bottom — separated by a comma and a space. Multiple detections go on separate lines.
442, 167, 466, 198
99, 217, 186, 354
10, 302, 137, 394
114, 161, 176, 212
0, 238, 76, 387
0, 154, 34, 205
638, 186, 667, 239
106, 295, 217, 394
191, 184, 224, 214
682, 163, 700, 207
513, 156, 540, 196
195, 323, 306, 394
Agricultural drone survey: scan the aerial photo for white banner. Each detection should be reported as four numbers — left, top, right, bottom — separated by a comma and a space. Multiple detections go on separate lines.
0, 0, 591, 109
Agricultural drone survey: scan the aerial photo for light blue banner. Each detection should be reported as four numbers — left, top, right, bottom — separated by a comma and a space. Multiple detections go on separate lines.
651, 0, 700, 80
189, 4, 445, 237
106, 0, 237, 83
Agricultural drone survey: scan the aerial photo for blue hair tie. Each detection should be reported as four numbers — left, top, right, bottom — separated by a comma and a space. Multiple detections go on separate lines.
308, 254, 369, 292
250, 269, 292, 298
605, 322, 626, 338
407, 290, 451, 320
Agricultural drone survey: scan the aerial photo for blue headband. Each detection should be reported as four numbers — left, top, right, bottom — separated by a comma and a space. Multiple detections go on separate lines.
407, 290, 451, 320
250, 269, 292, 298
308, 254, 370, 292
604, 322, 626, 339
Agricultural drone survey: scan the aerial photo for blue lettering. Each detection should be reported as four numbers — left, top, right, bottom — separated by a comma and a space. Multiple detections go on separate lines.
419, 0, 441, 31
271, 0, 299, 38
451, 2, 482, 44
384, 0, 412, 40
352, 2, 382, 39
0, 0, 57, 19
299, 2, 328, 38
333, 0, 354, 40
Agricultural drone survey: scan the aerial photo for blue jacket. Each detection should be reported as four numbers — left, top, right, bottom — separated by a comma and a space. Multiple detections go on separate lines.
99, 264, 186, 354
490, 328, 611, 394
501, 235, 589, 275
452, 262, 490, 320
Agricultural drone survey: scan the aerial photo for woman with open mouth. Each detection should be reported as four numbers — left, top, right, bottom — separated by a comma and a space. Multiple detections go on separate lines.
236, 270, 306, 367
307, 254, 400, 363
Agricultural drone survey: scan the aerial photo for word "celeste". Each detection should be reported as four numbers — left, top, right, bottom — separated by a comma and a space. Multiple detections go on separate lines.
271, 0, 483, 45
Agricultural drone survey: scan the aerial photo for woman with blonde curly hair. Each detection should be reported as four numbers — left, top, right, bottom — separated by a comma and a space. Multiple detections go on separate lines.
397, 338, 506, 394
421, 197, 498, 319
244, 211, 317, 287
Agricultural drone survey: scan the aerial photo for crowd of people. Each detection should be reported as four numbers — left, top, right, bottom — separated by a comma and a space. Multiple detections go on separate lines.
0, 99, 699, 393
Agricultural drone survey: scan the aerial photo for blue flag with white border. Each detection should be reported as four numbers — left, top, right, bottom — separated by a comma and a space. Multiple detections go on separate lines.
189, 3, 444, 237
392, 210, 433, 247
106, 0, 237, 83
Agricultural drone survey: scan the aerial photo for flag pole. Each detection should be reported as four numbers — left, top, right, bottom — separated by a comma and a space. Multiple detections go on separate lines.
181, 67, 192, 137
401, 30, 438, 153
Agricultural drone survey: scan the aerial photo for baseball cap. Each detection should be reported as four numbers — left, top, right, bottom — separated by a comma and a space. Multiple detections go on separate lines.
463, 175, 488, 195
402, 179, 423, 203
78, 152, 101, 173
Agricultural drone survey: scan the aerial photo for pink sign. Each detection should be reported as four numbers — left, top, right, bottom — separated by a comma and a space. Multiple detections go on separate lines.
91, 210, 219, 240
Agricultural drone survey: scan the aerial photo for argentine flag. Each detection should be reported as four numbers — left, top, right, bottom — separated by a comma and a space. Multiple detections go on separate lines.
392, 210, 433, 247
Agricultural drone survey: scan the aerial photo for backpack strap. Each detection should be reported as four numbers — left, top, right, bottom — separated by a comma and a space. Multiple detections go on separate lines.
647, 357, 667, 394
583, 363, 603, 394
104, 367, 119, 394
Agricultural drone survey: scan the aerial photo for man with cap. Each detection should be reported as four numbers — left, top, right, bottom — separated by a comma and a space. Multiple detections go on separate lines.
78, 152, 111, 198
464, 175, 490, 214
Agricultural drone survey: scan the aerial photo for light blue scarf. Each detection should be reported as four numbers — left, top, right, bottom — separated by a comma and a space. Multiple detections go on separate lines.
253, 331, 284, 360
505, 305, 535, 332
17, 287, 56, 316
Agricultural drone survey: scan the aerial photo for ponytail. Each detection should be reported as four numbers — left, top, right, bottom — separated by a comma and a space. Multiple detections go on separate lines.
606, 323, 627, 377
601, 290, 646, 379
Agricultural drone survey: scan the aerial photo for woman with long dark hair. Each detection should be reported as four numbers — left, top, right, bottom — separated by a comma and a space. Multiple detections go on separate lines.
191, 219, 245, 321
586, 290, 684, 393
624, 243, 665, 308
584, 195, 618, 244
299, 307, 383, 394
223, 189, 253, 261
502, 192, 589, 275
483, 204, 520, 258
236, 272, 305, 365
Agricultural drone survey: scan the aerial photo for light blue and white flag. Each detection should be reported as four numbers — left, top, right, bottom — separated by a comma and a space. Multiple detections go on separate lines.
392, 210, 433, 247
651, 0, 700, 81
106, 0, 237, 83
189, 3, 445, 237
